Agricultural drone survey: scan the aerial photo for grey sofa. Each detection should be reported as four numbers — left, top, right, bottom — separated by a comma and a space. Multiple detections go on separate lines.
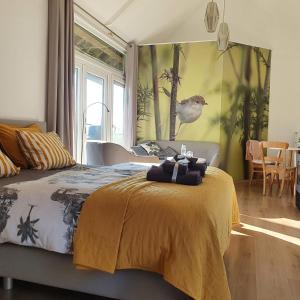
86, 142, 160, 166
87, 140, 220, 167
133, 141, 220, 167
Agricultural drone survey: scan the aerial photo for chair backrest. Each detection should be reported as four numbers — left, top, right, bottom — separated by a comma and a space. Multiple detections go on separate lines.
259, 141, 289, 168
86, 142, 131, 166
246, 140, 262, 160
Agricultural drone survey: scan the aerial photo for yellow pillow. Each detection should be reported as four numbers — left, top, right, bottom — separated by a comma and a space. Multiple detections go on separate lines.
0, 123, 41, 169
0, 149, 20, 177
16, 131, 76, 170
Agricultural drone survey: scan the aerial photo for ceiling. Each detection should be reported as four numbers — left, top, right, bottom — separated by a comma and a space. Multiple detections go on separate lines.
75, 0, 299, 49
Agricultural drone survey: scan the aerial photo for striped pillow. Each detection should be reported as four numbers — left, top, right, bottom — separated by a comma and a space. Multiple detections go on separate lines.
16, 131, 76, 170
0, 150, 20, 177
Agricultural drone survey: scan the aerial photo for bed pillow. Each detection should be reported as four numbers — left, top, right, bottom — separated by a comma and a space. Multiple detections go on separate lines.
139, 141, 164, 156
16, 131, 76, 170
131, 145, 149, 156
0, 150, 20, 177
0, 123, 42, 169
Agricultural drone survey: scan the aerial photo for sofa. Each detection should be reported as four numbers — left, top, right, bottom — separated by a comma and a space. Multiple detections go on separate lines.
86, 140, 220, 167
86, 142, 160, 166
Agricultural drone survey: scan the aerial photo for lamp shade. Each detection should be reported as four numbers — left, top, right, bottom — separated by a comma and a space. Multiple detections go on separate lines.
204, 1, 219, 33
217, 22, 230, 51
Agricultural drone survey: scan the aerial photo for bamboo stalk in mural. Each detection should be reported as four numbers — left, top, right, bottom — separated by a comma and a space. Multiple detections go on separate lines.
255, 48, 263, 140
242, 46, 252, 178
253, 47, 271, 141
169, 44, 181, 141
150, 45, 161, 140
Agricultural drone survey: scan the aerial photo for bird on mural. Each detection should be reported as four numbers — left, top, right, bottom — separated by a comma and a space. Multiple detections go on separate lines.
176, 95, 208, 123
176, 95, 208, 135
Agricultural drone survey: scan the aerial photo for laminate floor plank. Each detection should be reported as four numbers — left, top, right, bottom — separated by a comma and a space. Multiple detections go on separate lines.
225, 181, 300, 300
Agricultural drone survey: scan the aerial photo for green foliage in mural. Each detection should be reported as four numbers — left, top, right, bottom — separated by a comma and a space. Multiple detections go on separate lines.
137, 82, 152, 123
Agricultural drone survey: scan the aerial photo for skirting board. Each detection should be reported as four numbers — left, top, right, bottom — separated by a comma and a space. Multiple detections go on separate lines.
0, 244, 191, 300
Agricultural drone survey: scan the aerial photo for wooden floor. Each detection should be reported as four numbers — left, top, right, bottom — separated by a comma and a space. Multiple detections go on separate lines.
0, 180, 299, 300
225, 180, 300, 300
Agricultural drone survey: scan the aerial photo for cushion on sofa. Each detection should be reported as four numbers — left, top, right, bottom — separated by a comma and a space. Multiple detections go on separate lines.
131, 145, 149, 156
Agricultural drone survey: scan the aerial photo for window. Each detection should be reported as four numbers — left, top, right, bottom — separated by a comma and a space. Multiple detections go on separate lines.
75, 56, 126, 162
85, 73, 104, 141
74, 6, 128, 164
112, 82, 125, 145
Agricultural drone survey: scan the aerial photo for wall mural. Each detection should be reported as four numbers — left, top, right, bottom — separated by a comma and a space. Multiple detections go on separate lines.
137, 42, 272, 180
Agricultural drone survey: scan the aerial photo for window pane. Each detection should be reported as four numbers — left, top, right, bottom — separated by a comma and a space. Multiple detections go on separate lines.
112, 82, 125, 145
86, 73, 104, 141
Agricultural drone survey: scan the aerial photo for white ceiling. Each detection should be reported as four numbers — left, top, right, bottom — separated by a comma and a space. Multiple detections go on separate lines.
75, 0, 299, 49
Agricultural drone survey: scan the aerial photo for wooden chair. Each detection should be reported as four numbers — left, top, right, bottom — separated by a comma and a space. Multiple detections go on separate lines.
246, 140, 264, 184
260, 141, 296, 197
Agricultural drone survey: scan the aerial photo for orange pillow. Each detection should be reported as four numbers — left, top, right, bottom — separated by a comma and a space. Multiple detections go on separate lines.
0, 149, 20, 177
0, 123, 42, 169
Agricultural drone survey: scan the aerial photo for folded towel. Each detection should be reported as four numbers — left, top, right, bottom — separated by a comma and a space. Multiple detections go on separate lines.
146, 166, 202, 186
173, 155, 207, 177
188, 160, 207, 177
161, 160, 188, 175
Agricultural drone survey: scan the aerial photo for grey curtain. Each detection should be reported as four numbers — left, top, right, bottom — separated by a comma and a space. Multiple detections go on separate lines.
125, 43, 138, 148
47, 0, 74, 152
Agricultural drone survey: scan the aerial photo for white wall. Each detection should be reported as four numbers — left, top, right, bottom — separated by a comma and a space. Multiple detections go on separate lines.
0, 0, 48, 122
267, 39, 300, 144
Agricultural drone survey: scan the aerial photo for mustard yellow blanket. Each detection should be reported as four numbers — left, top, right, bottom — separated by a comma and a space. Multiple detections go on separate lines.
74, 167, 240, 300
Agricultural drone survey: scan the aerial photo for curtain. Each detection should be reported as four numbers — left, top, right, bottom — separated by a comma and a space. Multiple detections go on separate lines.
125, 43, 138, 148
47, 0, 74, 152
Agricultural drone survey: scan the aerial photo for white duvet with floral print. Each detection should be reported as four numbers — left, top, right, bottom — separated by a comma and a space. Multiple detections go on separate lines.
0, 163, 151, 254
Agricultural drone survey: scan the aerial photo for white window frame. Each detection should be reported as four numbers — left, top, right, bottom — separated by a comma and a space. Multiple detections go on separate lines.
75, 52, 126, 162
74, 5, 127, 163
111, 77, 127, 144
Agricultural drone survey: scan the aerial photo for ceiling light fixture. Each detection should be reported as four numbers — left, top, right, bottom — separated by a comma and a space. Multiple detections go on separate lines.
217, 0, 230, 51
204, 0, 219, 33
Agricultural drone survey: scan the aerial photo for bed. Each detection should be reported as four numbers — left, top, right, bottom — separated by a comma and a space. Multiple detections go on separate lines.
0, 120, 239, 300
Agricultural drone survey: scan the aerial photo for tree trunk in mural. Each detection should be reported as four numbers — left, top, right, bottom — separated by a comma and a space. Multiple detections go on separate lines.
242, 46, 252, 179
169, 44, 180, 141
254, 48, 263, 140
150, 45, 161, 140
263, 51, 272, 104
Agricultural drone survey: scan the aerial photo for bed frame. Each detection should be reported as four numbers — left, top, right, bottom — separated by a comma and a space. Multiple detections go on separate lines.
0, 244, 190, 300
0, 119, 191, 300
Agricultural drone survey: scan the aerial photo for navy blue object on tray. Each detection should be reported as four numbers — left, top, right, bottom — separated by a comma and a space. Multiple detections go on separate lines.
173, 155, 207, 177
147, 165, 202, 186
161, 160, 188, 176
